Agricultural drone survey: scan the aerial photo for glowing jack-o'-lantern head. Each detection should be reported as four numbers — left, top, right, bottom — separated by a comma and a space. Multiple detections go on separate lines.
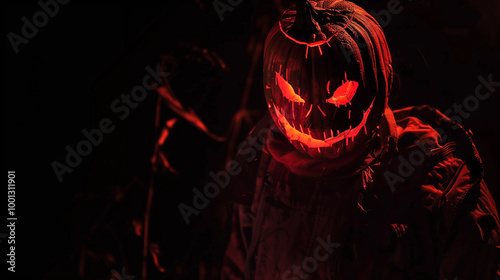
264, 0, 393, 159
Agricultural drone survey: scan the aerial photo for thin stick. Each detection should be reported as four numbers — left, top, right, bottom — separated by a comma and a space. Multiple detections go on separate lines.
142, 95, 163, 280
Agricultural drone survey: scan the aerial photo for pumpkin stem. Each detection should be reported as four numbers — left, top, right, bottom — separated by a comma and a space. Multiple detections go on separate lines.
293, 0, 322, 33
283, 0, 353, 44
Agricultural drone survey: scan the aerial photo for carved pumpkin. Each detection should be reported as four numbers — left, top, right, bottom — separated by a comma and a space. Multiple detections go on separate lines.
264, 0, 393, 159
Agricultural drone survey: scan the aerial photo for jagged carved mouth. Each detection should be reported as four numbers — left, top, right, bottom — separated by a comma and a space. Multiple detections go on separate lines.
272, 97, 375, 149
269, 71, 375, 149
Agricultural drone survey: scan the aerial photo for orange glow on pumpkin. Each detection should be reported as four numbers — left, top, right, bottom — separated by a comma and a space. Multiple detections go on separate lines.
275, 72, 305, 103
326, 74, 359, 107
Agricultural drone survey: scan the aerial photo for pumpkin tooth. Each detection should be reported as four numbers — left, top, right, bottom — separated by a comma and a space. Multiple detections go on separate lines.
305, 104, 313, 117
317, 105, 326, 117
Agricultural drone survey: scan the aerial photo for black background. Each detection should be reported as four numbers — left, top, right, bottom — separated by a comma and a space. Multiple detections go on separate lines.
5, 1, 500, 279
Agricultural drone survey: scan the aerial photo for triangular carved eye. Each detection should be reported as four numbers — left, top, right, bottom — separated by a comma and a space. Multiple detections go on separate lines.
275, 72, 305, 103
326, 73, 358, 107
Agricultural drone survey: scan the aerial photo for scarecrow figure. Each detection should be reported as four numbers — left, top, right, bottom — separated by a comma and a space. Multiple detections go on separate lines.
222, 0, 500, 279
